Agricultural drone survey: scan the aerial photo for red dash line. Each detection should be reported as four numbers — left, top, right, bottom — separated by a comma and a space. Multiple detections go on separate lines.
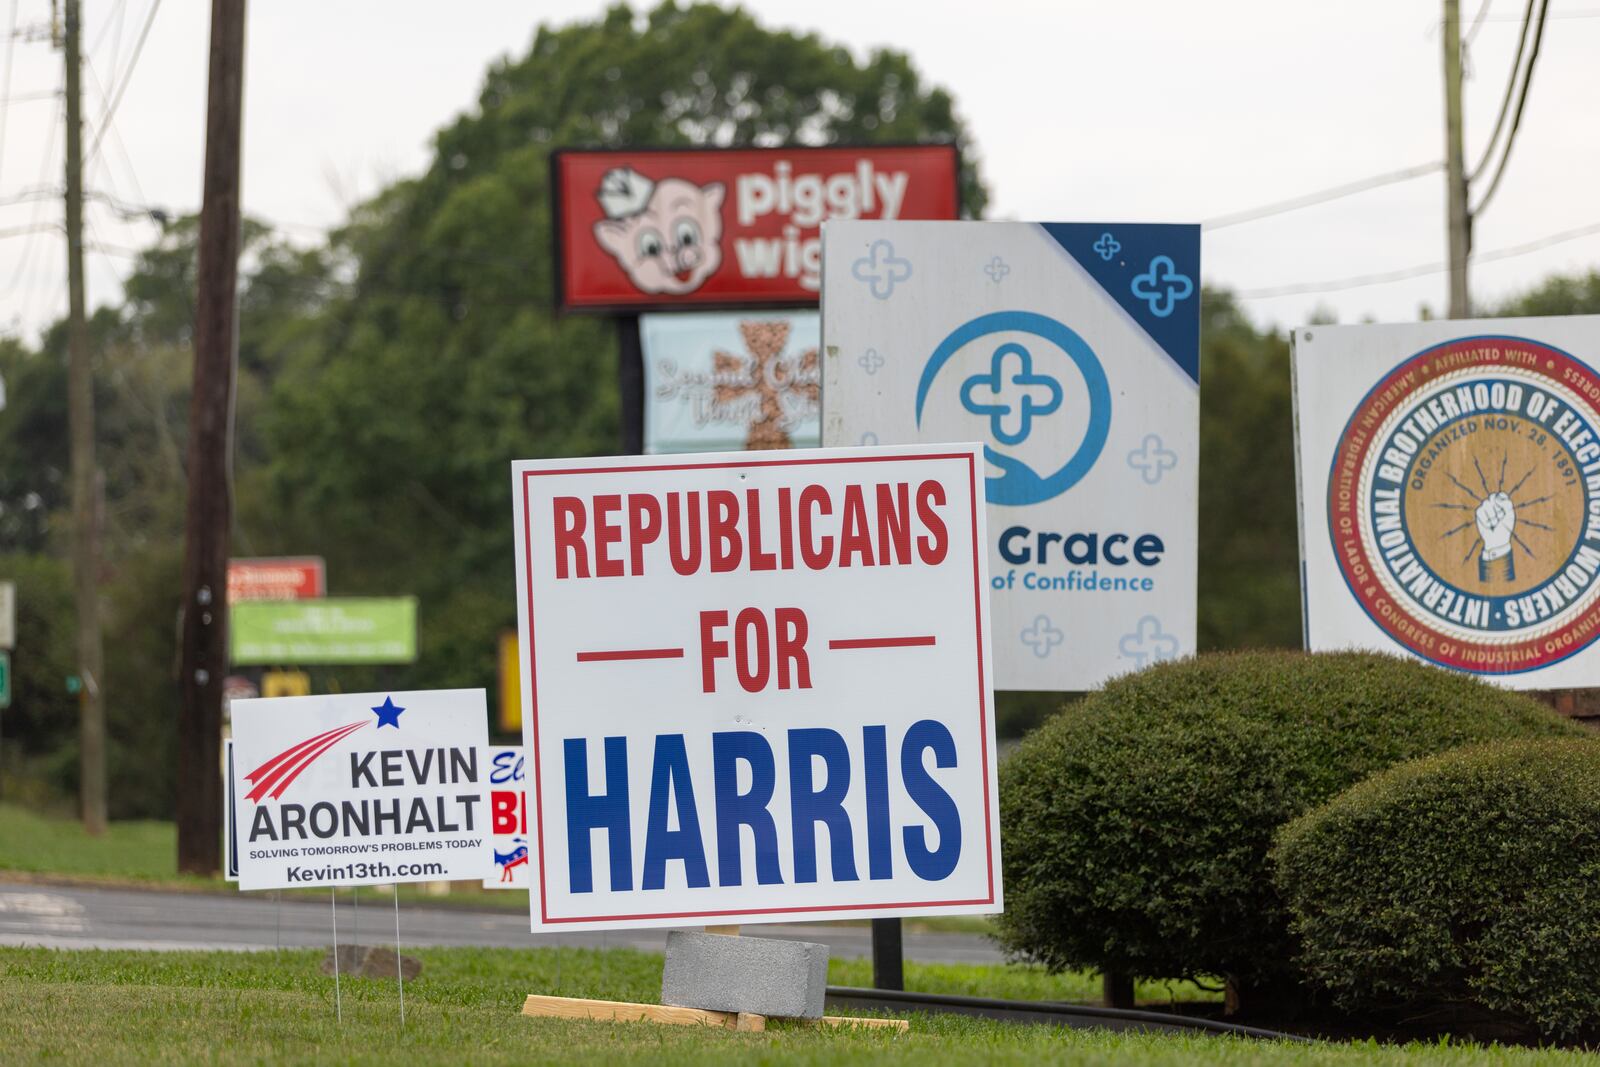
828, 636, 938, 650
575, 648, 685, 662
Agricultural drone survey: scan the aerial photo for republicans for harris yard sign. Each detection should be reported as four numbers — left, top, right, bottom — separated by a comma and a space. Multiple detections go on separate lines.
822, 220, 1201, 691
552, 146, 959, 313
510, 445, 1000, 931
1295, 316, 1600, 688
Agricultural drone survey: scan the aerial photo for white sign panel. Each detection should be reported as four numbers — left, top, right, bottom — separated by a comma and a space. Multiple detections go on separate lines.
511, 445, 999, 931
641, 311, 820, 453
0, 581, 14, 650
482, 745, 530, 889
230, 689, 490, 890
822, 221, 1201, 690
1294, 316, 1600, 688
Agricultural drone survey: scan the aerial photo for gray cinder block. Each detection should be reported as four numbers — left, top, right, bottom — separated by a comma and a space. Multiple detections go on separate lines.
660, 931, 829, 1019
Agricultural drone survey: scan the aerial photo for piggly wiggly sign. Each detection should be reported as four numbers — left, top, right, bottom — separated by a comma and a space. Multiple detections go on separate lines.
553, 145, 960, 311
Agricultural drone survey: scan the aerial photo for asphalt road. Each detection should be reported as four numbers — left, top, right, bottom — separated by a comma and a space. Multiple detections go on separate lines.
0, 881, 1004, 963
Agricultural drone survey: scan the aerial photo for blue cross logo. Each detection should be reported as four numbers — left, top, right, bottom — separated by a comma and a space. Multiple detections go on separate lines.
1093, 232, 1121, 261
1119, 616, 1179, 668
1130, 255, 1194, 318
1127, 433, 1178, 484
983, 255, 1010, 283
851, 239, 913, 299
960, 342, 1063, 446
1021, 615, 1065, 659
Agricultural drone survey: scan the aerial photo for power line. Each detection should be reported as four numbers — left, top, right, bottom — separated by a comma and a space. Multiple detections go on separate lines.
1477, 8, 1600, 19
1234, 219, 1600, 300
0, 0, 18, 185
1201, 162, 1442, 231
85, 0, 161, 164
1463, 0, 1494, 45
1472, 0, 1550, 217
83, 56, 150, 211
1468, 0, 1535, 181
5, 92, 62, 298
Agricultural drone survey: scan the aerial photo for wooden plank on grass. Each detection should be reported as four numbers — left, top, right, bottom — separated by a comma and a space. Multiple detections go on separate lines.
521, 994, 763, 1031
809, 1015, 911, 1032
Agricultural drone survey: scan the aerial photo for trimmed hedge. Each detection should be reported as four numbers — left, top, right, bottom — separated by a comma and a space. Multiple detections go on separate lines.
1274, 738, 1600, 1040
995, 651, 1580, 999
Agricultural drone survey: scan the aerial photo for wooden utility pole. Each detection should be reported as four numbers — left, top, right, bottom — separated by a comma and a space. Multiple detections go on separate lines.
63, 0, 106, 835
1442, 0, 1472, 317
176, 0, 246, 875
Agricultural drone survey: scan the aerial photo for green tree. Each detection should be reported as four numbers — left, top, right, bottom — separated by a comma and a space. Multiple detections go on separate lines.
1491, 269, 1600, 317
254, 0, 986, 705
1196, 289, 1301, 650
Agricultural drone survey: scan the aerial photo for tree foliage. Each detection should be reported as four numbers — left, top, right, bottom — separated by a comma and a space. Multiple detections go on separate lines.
0, 1, 983, 814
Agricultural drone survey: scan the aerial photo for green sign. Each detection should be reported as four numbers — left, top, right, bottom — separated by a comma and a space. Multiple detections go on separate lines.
230, 597, 417, 665
0, 650, 10, 709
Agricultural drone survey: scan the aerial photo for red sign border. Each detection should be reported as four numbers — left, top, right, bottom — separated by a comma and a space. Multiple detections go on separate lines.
518, 451, 994, 925
550, 142, 963, 316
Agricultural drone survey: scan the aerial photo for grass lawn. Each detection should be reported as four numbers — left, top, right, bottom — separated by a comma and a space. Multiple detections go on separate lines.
1, 946, 1592, 1066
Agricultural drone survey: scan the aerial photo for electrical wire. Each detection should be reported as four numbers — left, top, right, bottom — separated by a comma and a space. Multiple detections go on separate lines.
0, 0, 19, 185
5, 93, 62, 298
85, 0, 161, 164
1468, 0, 1536, 181
1464, 0, 1494, 45
1472, 0, 1550, 217
1234, 219, 1600, 300
1202, 162, 1443, 231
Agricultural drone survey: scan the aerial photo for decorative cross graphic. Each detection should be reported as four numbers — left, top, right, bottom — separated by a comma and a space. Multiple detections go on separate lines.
1119, 616, 1179, 668
960, 342, 1064, 446
713, 320, 819, 450
858, 347, 885, 374
1127, 434, 1178, 484
983, 256, 1011, 283
1130, 255, 1195, 318
851, 239, 913, 299
1093, 232, 1121, 261
1021, 615, 1065, 658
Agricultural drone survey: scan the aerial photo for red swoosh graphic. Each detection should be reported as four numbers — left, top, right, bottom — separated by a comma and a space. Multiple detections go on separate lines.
245, 720, 368, 802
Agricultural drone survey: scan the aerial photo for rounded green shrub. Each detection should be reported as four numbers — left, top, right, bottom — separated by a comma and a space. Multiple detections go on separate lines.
1274, 738, 1600, 1040
995, 651, 1580, 1001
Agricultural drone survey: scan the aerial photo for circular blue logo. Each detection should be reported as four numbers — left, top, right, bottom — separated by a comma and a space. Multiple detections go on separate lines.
916, 310, 1112, 506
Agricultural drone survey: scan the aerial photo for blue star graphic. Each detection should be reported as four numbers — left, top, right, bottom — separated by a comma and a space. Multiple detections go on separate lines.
372, 696, 405, 728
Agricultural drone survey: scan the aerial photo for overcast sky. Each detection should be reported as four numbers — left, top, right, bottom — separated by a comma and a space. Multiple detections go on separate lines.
0, 0, 1595, 342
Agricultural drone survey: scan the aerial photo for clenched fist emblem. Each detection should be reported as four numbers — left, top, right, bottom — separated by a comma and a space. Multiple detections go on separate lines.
1475, 491, 1516, 582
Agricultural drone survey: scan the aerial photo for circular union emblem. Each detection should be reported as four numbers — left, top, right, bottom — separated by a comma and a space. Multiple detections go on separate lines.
1329, 336, 1600, 674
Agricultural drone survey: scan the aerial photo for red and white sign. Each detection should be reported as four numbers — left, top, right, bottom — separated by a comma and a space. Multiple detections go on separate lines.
510, 445, 999, 931
230, 689, 489, 890
227, 557, 326, 603
552, 145, 960, 312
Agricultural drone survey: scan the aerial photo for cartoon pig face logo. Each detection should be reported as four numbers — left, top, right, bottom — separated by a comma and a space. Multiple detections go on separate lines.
592, 168, 725, 295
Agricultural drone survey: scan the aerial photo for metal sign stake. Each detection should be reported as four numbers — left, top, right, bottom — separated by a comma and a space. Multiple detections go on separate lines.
330, 887, 343, 1025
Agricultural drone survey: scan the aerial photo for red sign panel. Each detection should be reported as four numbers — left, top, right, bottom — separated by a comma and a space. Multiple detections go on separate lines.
227, 557, 326, 603
552, 144, 960, 313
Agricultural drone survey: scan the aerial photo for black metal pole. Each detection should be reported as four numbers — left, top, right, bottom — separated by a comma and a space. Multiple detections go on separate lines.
617, 315, 644, 455
871, 918, 904, 990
